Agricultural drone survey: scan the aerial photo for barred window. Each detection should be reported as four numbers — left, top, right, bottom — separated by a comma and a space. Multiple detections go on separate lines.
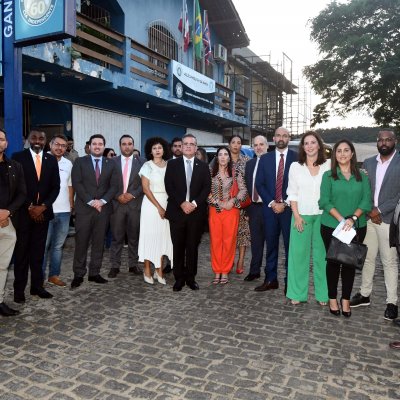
148, 23, 178, 61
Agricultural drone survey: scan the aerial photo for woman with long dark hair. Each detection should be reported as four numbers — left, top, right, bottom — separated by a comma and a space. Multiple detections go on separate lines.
208, 146, 247, 284
138, 137, 173, 285
319, 139, 371, 317
228, 135, 251, 274
286, 131, 330, 305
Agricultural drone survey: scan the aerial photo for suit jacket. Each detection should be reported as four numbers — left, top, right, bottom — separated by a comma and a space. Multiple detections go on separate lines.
12, 149, 60, 221
255, 149, 297, 206
1, 155, 27, 228
164, 157, 211, 221
363, 152, 400, 224
112, 155, 145, 211
245, 157, 258, 198
72, 155, 118, 214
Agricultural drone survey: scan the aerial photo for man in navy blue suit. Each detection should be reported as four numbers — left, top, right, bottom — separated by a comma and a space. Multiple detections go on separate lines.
255, 127, 297, 293
244, 135, 269, 281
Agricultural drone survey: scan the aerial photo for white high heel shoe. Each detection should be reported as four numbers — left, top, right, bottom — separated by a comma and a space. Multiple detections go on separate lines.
153, 271, 166, 285
143, 274, 154, 285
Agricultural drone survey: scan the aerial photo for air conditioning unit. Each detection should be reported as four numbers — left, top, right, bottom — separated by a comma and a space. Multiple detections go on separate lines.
213, 44, 227, 63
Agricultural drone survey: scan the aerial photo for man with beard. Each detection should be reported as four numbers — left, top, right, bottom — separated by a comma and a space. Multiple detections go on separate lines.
12, 129, 60, 303
255, 127, 297, 293
350, 130, 400, 320
170, 137, 182, 159
108, 135, 145, 278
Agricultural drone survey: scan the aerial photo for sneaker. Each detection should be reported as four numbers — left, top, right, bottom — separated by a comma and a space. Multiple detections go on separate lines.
48, 276, 66, 287
350, 292, 370, 308
384, 303, 398, 321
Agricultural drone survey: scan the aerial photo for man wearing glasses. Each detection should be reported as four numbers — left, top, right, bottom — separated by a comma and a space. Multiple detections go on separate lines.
42, 134, 74, 287
351, 130, 400, 321
165, 134, 211, 291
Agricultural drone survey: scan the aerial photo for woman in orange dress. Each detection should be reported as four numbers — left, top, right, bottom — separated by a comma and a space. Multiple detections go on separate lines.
208, 146, 247, 284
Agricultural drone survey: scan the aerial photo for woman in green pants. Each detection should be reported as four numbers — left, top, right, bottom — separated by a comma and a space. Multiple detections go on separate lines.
286, 131, 330, 305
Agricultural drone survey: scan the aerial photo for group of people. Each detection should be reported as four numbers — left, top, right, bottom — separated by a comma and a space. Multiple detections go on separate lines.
0, 126, 399, 344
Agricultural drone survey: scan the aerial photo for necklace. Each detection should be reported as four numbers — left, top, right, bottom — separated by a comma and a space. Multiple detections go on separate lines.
153, 159, 165, 167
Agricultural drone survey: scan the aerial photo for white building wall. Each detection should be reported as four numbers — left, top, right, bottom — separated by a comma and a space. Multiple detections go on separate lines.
72, 105, 141, 156
186, 128, 222, 146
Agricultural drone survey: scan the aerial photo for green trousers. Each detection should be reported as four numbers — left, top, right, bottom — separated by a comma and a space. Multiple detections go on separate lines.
286, 214, 328, 302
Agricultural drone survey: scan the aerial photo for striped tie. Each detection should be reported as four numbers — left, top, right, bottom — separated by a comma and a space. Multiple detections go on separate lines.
275, 154, 284, 202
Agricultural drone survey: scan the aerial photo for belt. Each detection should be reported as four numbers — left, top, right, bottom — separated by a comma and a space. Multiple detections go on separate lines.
252, 202, 263, 205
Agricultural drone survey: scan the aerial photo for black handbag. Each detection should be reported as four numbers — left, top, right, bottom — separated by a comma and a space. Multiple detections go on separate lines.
326, 220, 368, 270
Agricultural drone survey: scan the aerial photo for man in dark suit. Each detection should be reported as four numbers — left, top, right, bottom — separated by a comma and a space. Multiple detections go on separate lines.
244, 135, 269, 282
0, 129, 26, 315
351, 129, 400, 320
12, 129, 60, 303
255, 127, 297, 292
165, 133, 211, 291
108, 135, 145, 278
71, 134, 118, 288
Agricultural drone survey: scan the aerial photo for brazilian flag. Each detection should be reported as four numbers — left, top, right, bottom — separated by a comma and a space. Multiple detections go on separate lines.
194, 0, 203, 59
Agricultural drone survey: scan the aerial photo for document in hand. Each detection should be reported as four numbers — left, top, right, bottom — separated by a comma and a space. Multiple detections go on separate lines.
332, 220, 356, 244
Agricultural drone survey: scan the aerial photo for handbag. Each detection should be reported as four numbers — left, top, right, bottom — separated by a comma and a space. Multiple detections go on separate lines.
326, 221, 368, 270
230, 176, 251, 209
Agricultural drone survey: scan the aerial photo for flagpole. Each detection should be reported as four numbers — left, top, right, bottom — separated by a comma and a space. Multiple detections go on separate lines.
193, 0, 196, 69
202, 9, 206, 75
181, 0, 184, 63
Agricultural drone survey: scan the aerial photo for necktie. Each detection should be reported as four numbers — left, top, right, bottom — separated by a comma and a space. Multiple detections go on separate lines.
95, 159, 100, 185
123, 157, 130, 193
186, 159, 192, 201
35, 154, 41, 180
252, 158, 259, 202
275, 154, 284, 202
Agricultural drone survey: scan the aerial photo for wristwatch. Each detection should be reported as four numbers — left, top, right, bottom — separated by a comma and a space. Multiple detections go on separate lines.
351, 215, 358, 221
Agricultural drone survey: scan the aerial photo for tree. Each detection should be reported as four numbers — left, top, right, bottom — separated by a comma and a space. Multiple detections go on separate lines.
304, 0, 400, 127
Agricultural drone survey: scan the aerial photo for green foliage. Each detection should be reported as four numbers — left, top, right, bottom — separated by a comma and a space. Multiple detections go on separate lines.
304, 0, 400, 127
315, 126, 398, 143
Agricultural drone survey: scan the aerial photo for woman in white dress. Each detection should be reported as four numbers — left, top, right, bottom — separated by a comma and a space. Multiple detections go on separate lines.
138, 137, 173, 285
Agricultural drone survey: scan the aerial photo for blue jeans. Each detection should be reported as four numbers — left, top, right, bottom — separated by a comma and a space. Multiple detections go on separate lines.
43, 212, 70, 278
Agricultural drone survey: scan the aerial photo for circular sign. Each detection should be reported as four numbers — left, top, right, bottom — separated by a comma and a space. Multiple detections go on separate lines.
175, 82, 184, 99
20, 0, 57, 26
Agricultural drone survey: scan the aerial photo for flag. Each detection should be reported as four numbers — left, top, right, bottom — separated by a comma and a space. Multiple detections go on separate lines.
203, 10, 212, 65
194, 0, 203, 59
178, 0, 190, 52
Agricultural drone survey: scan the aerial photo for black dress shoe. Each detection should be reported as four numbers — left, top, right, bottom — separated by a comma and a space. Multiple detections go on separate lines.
129, 265, 142, 275
88, 274, 108, 284
71, 277, 83, 289
254, 280, 279, 292
244, 273, 260, 281
30, 288, 53, 299
108, 268, 119, 278
186, 281, 200, 290
14, 295, 26, 304
0, 302, 20, 316
173, 282, 183, 292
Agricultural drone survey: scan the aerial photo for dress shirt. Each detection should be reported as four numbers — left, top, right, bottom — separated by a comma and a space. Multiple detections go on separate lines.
274, 148, 288, 178
252, 157, 262, 203
183, 155, 196, 205
90, 155, 102, 173
121, 155, 133, 181
374, 152, 395, 208
287, 160, 330, 215
29, 148, 43, 164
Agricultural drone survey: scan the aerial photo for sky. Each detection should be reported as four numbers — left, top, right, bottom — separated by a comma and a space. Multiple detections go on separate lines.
231, 0, 376, 129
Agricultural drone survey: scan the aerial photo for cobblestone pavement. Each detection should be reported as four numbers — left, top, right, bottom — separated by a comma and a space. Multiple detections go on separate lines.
0, 234, 399, 400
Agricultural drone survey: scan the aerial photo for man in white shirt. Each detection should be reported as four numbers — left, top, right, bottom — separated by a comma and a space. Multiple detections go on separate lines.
351, 130, 400, 320
244, 135, 268, 281
43, 134, 73, 287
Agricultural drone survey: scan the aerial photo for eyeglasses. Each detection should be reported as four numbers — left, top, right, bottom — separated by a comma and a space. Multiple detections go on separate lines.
377, 138, 394, 144
183, 142, 196, 147
53, 142, 67, 148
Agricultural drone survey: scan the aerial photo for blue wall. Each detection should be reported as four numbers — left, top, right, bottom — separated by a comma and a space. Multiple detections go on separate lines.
141, 118, 185, 155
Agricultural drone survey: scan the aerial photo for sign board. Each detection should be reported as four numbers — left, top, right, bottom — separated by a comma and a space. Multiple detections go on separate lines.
14, 0, 76, 46
171, 60, 215, 109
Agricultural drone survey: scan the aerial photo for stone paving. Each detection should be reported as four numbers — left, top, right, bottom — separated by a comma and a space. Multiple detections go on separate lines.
0, 234, 399, 400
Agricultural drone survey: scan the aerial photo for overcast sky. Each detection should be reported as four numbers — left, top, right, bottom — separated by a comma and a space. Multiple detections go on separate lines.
231, 0, 376, 129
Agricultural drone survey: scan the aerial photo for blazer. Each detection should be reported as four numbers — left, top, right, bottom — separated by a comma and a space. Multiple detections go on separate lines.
12, 149, 60, 221
71, 155, 118, 214
363, 152, 400, 224
1, 155, 27, 228
164, 157, 211, 221
112, 155, 145, 211
255, 149, 297, 206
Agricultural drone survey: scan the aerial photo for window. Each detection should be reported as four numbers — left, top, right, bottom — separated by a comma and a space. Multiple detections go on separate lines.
148, 23, 178, 61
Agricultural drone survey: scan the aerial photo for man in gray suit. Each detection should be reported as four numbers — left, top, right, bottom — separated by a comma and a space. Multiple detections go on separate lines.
71, 134, 118, 288
108, 135, 145, 278
351, 129, 400, 320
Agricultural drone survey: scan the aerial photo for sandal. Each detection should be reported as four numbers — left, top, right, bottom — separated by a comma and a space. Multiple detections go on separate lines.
212, 277, 220, 284
290, 299, 301, 305
318, 301, 328, 306
220, 277, 229, 285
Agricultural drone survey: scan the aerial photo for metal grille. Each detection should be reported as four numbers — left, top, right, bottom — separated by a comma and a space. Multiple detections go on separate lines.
148, 22, 178, 61
81, 1, 111, 27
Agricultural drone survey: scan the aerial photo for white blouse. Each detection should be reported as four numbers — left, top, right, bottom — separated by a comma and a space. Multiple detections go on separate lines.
287, 160, 331, 215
